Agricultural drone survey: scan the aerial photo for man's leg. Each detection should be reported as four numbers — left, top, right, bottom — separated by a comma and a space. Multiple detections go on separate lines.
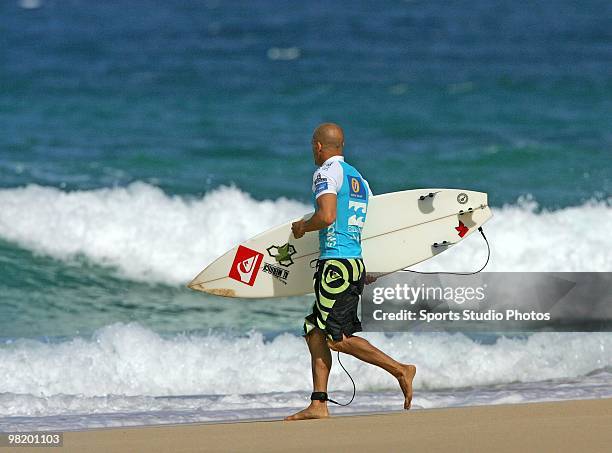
328, 334, 416, 409
284, 328, 332, 421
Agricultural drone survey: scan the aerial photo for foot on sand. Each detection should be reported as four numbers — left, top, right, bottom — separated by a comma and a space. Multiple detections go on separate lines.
284, 402, 329, 421
397, 364, 416, 410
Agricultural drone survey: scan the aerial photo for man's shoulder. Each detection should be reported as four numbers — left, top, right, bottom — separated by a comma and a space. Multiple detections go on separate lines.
340, 162, 368, 184
339, 160, 362, 174
322, 159, 343, 172
313, 160, 343, 180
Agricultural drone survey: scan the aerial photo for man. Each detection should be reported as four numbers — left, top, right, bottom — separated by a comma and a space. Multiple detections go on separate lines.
286, 123, 416, 421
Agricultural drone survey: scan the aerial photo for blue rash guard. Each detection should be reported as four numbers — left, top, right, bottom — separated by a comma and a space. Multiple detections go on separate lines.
311, 155, 372, 259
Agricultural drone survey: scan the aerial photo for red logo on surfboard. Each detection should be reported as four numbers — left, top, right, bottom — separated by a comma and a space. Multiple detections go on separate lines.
229, 246, 264, 286
455, 220, 469, 237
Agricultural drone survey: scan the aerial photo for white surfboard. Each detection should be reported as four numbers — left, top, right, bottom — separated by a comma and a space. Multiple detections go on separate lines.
188, 189, 492, 298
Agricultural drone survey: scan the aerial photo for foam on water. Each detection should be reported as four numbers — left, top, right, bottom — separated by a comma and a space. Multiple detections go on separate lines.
0, 184, 610, 286
0, 323, 611, 430
0, 183, 307, 285
413, 196, 612, 273
4, 374, 612, 431
1, 323, 610, 399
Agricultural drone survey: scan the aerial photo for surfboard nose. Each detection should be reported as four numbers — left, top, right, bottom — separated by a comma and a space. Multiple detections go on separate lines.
187, 280, 237, 298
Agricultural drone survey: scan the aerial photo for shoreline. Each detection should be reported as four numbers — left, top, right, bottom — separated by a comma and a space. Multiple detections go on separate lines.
16, 398, 611, 452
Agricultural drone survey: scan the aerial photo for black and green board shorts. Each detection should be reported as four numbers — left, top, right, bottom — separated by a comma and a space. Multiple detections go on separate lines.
304, 258, 366, 342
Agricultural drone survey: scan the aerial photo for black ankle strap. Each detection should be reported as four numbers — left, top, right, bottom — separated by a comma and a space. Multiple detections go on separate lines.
311, 392, 328, 402
311, 392, 342, 405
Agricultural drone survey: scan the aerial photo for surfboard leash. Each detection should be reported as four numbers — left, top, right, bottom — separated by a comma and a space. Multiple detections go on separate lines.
400, 226, 490, 275
311, 351, 356, 406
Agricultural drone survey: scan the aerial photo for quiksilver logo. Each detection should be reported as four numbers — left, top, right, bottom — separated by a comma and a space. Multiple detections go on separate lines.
238, 256, 257, 282
229, 246, 263, 286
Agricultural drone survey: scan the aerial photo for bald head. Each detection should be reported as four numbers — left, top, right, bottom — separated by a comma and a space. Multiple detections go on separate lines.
313, 123, 344, 152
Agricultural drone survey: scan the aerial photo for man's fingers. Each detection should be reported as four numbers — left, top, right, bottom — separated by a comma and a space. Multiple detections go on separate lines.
291, 221, 304, 239
364, 274, 378, 285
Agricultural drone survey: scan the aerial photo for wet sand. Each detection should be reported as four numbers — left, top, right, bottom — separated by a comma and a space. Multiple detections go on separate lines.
13, 398, 612, 453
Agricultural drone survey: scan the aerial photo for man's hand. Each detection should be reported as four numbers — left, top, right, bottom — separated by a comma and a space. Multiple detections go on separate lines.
292, 219, 306, 239
364, 273, 378, 285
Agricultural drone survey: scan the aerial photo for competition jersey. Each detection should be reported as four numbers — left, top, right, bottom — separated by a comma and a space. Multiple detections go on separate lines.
312, 155, 372, 259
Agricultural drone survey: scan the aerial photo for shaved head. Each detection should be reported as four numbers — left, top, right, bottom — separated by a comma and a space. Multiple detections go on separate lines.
313, 123, 344, 152
311, 123, 345, 166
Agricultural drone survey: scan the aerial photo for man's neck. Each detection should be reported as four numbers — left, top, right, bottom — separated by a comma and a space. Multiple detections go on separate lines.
320, 153, 344, 166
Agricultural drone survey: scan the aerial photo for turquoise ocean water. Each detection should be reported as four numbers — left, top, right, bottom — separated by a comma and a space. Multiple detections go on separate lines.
1, 0, 611, 430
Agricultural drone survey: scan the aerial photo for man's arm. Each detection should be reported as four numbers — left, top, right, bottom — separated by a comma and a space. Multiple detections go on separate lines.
292, 193, 336, 239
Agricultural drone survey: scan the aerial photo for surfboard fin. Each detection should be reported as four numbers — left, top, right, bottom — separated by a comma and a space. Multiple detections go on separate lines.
432, 241, 454, 248
418, 191, 440, 201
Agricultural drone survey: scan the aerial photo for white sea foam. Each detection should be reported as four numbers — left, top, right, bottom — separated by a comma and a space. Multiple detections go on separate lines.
0, 323, 610, 400
1, 323, 611, 430
0, 183, 307, 284
0, 184, 609, 284
4, 374, 612, 431
413, 196, 612, 273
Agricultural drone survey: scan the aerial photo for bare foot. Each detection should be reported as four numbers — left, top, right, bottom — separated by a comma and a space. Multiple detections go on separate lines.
284, 401, 329, 421
397, 364, 416, 410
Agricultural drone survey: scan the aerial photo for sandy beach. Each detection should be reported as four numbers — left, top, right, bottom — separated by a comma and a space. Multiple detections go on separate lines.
10, 398, 609, 453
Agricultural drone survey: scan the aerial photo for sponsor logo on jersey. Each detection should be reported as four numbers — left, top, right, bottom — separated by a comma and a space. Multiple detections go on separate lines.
348, 200, 367, 228
314, 173, 328, 195
348, 176, 366, 201
262, 262, 290, 284
325, 224, 337, 249
229, 245, 264, 286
